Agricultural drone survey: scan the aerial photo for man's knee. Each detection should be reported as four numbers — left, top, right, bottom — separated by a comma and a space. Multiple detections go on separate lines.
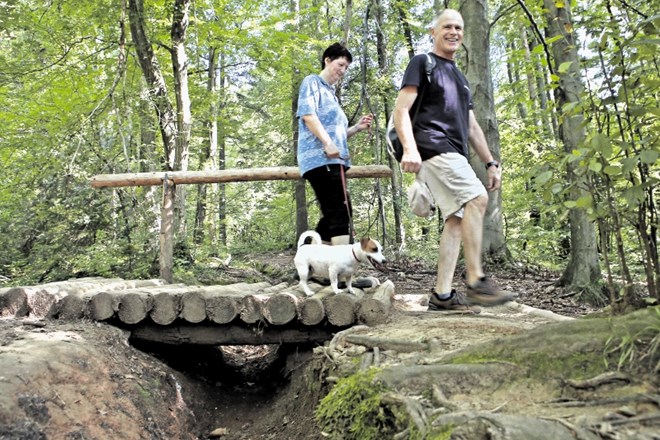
467, 193, 488, 212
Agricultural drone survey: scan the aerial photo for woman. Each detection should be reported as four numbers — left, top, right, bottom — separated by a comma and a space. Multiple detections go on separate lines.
296, 42, 373, 245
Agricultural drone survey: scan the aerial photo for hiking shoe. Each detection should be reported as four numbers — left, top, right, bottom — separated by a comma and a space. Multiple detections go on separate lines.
465, 277, 517, 306
428, 289, 481, 314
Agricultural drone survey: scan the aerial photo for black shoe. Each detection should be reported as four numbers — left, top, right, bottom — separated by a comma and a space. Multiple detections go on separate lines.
428, 289, 481, 314
292, 271, 331, 286
465, 277, 516, 307
352, 278, 374, 289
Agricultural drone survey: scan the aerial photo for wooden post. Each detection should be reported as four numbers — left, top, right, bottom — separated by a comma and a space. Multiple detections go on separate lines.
160, 174, 175, 283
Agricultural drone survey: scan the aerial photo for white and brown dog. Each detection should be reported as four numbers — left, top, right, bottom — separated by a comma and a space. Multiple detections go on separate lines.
294, 231, 386, 296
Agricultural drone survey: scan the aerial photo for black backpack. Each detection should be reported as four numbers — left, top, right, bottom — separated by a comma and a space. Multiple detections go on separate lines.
386, 53, 436, 162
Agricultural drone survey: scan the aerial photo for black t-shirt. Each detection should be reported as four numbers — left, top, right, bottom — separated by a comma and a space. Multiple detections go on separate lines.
400, 53, 473, 159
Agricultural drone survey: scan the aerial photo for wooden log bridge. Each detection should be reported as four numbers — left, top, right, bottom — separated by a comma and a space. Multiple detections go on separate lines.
0, 277, 396, 345
90, 165, 393, 283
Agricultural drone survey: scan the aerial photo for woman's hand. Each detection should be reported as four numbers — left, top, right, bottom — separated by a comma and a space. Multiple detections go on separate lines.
323, 141, 341, 158
356, 114, 374, 132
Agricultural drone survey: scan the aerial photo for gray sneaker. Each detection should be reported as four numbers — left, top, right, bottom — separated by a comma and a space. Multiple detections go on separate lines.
465, 277, 516, 306
428, 289, 481, 314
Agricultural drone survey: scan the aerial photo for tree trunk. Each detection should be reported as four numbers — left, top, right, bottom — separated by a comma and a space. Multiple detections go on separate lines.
170, 0, 192, 174
342, 0, 352, 45
289, 0, 308, 240
506, 41, 527, 120
128, 0, 191, 277
170, 0, 192, 247
542, 0, 602, 291
375, 0, 404, 246
520, 24, 558, 139
127, 0, 178, 169
217, 50, 228, 246
390, 1, 417, 246
394, 2, 415, 60
460, 0, 508, 259
194, 46, 218, 245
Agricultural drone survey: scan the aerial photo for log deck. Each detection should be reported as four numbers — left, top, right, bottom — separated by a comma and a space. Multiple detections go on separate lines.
0, 277, 396, 345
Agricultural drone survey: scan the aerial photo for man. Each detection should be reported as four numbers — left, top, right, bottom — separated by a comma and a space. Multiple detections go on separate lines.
393, 9, 515, 312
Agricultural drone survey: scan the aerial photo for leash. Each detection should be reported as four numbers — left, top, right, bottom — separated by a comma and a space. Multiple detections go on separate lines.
338, 161, 355, 244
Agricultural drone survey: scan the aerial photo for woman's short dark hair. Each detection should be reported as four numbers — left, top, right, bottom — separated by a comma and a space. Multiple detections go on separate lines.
321, 43, 353, 70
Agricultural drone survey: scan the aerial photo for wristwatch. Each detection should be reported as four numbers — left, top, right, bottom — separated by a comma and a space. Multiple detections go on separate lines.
485, 160, 500, 170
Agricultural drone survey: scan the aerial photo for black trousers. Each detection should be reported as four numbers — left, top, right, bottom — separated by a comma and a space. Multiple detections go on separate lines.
303, 164, 353, 242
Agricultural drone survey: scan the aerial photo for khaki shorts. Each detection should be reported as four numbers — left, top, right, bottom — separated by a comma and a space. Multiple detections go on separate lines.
418, 153, 486, 221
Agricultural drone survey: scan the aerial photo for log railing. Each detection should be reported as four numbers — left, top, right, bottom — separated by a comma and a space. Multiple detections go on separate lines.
91, 166, 392, 282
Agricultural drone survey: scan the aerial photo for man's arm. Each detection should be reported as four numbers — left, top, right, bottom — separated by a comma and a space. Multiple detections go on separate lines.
393, 86, 422, 173
468, 110, 501, 191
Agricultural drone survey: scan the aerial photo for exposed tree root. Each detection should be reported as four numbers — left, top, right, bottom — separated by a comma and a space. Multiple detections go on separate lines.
548, 393, 660, 407
432, 411, 600, 440
505, 301, 575, 321
343, 334, 429, 352
565, 371, 631, 389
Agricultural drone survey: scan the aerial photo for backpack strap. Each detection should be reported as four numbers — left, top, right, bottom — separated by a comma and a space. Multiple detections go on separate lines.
424, 52, 436, 84
411, 53, 435, 123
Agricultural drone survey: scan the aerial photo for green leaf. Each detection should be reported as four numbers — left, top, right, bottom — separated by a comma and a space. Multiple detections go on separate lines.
551, 183, 564, 194
622, 157, 638, 174
640, 150, 659, 165
532, 43, 545, 55
575, 195, 593, 208
628, 105, 646, 117
589, 160, 602, 172
558, 61, 573, 73
590, 133, 612, 156
603, 165, 622, 176
535, 171, 553, 186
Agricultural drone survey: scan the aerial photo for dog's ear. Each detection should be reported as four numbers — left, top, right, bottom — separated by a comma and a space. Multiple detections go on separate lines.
359, 237, 370, 249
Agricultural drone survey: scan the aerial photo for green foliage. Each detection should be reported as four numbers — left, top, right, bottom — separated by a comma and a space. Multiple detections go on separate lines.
493, 0, 658, 299
315, 368, 403, 440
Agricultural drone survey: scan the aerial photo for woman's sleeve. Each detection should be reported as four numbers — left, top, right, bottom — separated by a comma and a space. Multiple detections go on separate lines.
296, 77, 318, 118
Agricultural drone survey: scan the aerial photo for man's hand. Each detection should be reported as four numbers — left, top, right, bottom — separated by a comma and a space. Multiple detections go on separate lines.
485, 166, 501, 191
400, 150, 422, 174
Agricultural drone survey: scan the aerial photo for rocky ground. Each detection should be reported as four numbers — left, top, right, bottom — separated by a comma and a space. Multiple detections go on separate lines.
0, 250, 657, 440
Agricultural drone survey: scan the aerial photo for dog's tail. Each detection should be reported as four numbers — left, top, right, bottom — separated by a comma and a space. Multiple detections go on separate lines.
297, 230, 322, 248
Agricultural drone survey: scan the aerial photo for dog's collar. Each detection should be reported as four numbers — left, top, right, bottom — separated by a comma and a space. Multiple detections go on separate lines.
352, 249, 361, 263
